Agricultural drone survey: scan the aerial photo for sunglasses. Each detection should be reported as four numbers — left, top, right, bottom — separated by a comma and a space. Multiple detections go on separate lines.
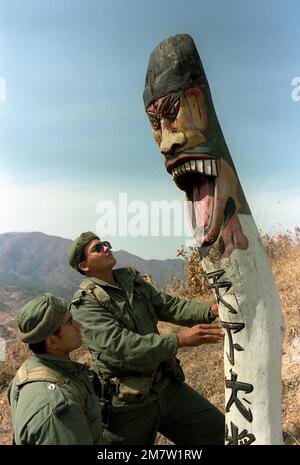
89, 241, 112, 255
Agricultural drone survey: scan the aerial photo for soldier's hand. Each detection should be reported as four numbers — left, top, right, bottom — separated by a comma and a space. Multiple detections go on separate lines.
176, 323, 224, 348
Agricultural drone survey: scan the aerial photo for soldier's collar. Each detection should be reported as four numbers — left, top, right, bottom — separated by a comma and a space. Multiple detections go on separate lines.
88, 268, 136, 290
88, 275, 120, 289
35, 353, 87, 374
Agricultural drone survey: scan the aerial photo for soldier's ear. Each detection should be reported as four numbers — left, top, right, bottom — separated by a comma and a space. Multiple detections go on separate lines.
78, 261, 89, 273
45, 334, 60, 352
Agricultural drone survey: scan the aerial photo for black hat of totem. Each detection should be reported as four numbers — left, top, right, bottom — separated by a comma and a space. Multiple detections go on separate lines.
143, 33, 208, 109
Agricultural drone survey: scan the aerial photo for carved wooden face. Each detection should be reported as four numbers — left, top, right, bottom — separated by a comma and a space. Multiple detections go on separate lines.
146, 87, 208, 157
146, 86, 249, 257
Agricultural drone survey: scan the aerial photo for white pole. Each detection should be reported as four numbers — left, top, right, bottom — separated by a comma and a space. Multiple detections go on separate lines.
201, 214, 284, 444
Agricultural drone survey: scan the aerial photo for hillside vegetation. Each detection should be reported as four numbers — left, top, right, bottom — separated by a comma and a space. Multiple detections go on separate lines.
0, 231, 299, 445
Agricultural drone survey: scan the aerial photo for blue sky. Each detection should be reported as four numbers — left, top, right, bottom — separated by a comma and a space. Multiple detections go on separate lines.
0, 0, 299, 259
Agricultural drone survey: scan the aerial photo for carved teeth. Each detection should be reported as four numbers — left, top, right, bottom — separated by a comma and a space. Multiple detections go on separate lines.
196, 160, 204, 173
184, 161, 191, 172
204, 159, 212, 175
190, 160, 196, 172
211, 159, 217, 176
171, 158, 218, 179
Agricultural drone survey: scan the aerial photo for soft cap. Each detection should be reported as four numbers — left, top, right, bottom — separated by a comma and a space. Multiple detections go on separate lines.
69, 231, 99, 271
17, 293, 67, 344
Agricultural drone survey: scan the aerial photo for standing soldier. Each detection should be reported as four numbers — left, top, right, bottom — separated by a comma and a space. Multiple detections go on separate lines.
69, 231, 224, 445
8, 293, 102, 445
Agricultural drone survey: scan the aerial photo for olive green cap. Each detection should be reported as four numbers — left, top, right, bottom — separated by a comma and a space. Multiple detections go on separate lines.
17, 293, 67, 344
69, 231, 99, 271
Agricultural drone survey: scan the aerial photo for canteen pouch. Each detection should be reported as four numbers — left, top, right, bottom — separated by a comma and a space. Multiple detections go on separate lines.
115, 376, 153, 402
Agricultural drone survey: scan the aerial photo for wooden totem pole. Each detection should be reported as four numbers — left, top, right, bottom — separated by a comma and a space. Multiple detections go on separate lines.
143, 34, 284, 445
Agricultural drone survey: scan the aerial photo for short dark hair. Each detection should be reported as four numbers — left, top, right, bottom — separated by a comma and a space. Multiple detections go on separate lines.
29, 340, 47, 354
28, 326, 61, 354
78, 253, 86, 275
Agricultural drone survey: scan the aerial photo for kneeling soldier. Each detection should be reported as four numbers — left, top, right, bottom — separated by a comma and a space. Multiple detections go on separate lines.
8, 293, 102, 445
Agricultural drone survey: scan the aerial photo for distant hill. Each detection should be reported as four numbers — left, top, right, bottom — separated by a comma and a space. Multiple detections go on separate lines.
113, 249, 185, 286
0, 285, 40, 338
0, 232, 186, 302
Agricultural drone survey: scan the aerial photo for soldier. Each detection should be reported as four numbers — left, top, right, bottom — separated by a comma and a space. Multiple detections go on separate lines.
8, 293, 102, 445
69, 231, 225, 445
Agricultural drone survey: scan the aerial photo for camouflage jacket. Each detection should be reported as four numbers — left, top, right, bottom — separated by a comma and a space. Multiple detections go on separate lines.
8, 353, 101, 445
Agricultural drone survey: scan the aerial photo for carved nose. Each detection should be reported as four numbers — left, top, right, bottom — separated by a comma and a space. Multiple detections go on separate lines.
160, 129, 186, 156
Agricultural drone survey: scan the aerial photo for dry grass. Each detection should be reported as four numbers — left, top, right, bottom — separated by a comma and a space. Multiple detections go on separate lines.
0, 231, 299, 445
270, 235, 300, 445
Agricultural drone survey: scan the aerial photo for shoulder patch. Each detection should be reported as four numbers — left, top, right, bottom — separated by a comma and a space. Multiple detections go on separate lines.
47, 383, 56, 391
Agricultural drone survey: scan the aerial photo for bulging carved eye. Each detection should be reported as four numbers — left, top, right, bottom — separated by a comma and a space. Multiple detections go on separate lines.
167, 98, 180, 120
149, 115, 160, 130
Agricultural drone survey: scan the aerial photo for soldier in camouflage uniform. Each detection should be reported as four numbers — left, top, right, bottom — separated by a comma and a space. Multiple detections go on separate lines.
8, 293, 102, 445
69, 231, 225, 445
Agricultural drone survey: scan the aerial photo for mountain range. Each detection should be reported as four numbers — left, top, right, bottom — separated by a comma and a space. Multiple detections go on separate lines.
0, 232, 186, 301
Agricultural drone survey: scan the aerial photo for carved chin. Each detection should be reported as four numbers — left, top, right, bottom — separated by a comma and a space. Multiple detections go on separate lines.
170, 157, 248, 257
